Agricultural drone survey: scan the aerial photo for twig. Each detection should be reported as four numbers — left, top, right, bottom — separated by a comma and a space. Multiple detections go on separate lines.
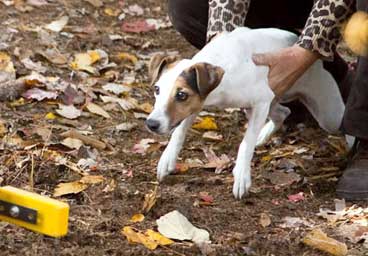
29, 153, 34, 191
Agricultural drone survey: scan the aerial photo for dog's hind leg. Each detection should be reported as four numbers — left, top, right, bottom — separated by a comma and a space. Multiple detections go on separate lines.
256, 103, 291, 147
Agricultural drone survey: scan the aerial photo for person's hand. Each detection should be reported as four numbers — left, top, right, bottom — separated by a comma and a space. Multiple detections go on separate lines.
252, 45, 319, 97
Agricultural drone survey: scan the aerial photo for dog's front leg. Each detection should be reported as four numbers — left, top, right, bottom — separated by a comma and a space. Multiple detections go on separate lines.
233, 103, 270, 199
157, 114, 196, 181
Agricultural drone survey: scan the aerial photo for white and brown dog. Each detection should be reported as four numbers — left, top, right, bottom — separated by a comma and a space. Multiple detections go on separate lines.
146, 27, 347, 199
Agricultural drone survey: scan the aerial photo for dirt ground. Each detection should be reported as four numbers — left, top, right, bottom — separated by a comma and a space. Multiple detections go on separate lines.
0, 0, 367, 255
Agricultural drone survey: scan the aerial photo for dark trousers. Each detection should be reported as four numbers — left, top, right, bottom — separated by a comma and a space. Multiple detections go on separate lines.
342, 1, 368, 139
168, 0, 368, 139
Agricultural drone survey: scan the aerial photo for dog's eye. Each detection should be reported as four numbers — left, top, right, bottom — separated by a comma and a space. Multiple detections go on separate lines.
175, 91, 188, 101
154, 86, 160, 95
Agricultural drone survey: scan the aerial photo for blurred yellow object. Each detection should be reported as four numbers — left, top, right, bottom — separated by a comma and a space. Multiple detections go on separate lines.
0, 186, 69, 237
343, 11, 368, 56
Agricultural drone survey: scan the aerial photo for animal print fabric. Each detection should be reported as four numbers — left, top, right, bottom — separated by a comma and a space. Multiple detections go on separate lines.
207, 0, 355, 60
207, 0, 250, 41
296, 0, 355, 60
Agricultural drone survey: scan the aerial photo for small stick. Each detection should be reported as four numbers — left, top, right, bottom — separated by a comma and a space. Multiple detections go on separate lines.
60, 129, 106, 150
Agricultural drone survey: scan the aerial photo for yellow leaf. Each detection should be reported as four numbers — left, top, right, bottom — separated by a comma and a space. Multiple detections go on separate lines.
104, 7, 120, 17
261, 155, 272, 162
70, 53, 95, 73
88, 50, 101, 64
302, 229, 348, 256
45, 112, 56, 120
10, 98, 26, 107
118, 52, 138, 64
0, 51, 15, 74
86, 102, 111, 118
192, 117, 218, 130
122, 226, 158, 250
53, 181, 88, 197
130, 213, 145, 223
145, 229, 174, 246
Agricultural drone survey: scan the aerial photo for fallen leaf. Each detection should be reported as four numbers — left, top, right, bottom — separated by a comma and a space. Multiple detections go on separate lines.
118, 52, 138, 64
202, 147, 232, 173
175, 163, 190, 173
79, 175, 105, 184
132, 138, 157, 155
262, 170, 301, 186
115, 122, 137, 132
100, 95, 136, 111
86, 102, 111, 118
142, 186, 158, 213
20, 57, 47, 73
302, 229, 348, 256
145, 229, 174, 246
37, 48, 68, 65
157, 210, 210, 244
139, 102, 152, 113
26, 0, 49, 7
70, 52, 96, 73
104, 7, 120, 17
45, 112, 56, 120
122, 226, 158, 250
198, 192, 214, 206
130, 213, 145, 223
53, 181, 88, 197
259, 213, 271, 228
121, 20, 155, 33
84, 0, 103, 7
202, 131, 223, 141
125, 4, 144, 16
55, 104, 82, 119
337, 223, 368, 244
45, 16, 69, 32
0, 51, 16, 83
192, 117, 218, 130
61, 137, 84, 150
280, 216, 313, 228
102, 83, 131, 95
22, 88, 58, 101
288, 192, 305, 203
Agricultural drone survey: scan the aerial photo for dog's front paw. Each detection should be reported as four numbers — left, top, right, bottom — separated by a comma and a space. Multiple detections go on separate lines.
232, 165, 251, 199
157, 150, 177, 181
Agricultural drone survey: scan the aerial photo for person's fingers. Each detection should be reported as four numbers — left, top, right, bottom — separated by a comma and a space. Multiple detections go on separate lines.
252, 53, 274, 66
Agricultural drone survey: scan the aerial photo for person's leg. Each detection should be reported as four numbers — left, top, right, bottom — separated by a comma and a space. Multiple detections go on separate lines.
337, 0, 368, 201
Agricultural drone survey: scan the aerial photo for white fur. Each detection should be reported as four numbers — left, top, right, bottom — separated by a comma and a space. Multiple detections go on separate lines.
148, 27, 347, 199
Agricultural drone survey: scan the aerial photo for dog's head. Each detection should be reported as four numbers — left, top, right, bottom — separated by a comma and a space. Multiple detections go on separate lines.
145, 54, 225, 134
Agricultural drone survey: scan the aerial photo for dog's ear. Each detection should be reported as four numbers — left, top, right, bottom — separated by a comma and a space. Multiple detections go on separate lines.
189, 63, 225, 98
148, 54, 180, 85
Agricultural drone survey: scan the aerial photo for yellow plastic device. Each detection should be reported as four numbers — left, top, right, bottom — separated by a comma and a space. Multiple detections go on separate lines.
0, 186, 69, 237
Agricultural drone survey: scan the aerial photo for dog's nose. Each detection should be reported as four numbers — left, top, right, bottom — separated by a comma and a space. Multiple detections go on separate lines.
146, 119, 160, 132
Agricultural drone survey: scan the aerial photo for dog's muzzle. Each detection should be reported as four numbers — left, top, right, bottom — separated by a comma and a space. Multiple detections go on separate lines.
145, 119, 161, 133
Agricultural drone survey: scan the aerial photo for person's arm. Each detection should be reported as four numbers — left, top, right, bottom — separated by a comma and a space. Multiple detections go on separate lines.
296, 0, 355, 61
253, 0, 355, 97
206, 0, 251, 42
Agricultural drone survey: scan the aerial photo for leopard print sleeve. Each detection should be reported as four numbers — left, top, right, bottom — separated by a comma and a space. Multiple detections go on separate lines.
207, 0, 250, 42
296, 0, 355, 61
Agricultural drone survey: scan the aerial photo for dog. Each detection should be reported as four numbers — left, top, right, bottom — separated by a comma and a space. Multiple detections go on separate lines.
146, 27, 347, 199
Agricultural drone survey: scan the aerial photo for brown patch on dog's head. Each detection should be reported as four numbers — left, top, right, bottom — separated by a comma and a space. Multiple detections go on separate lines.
148, 54, 180, 85
166, 62, 225, 127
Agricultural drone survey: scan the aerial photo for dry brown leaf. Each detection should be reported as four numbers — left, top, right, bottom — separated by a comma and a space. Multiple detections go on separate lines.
142, 186, 158, 213
130, 213, 145, 223
86, 102, 111, 118
56, 104, 82, 119
61, 137, 84, 150
302, 229, 348, 256
202, 147, 232, 174
53, 181, 88, 197
259, 213, 271, 228
122, 226, 158, 250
